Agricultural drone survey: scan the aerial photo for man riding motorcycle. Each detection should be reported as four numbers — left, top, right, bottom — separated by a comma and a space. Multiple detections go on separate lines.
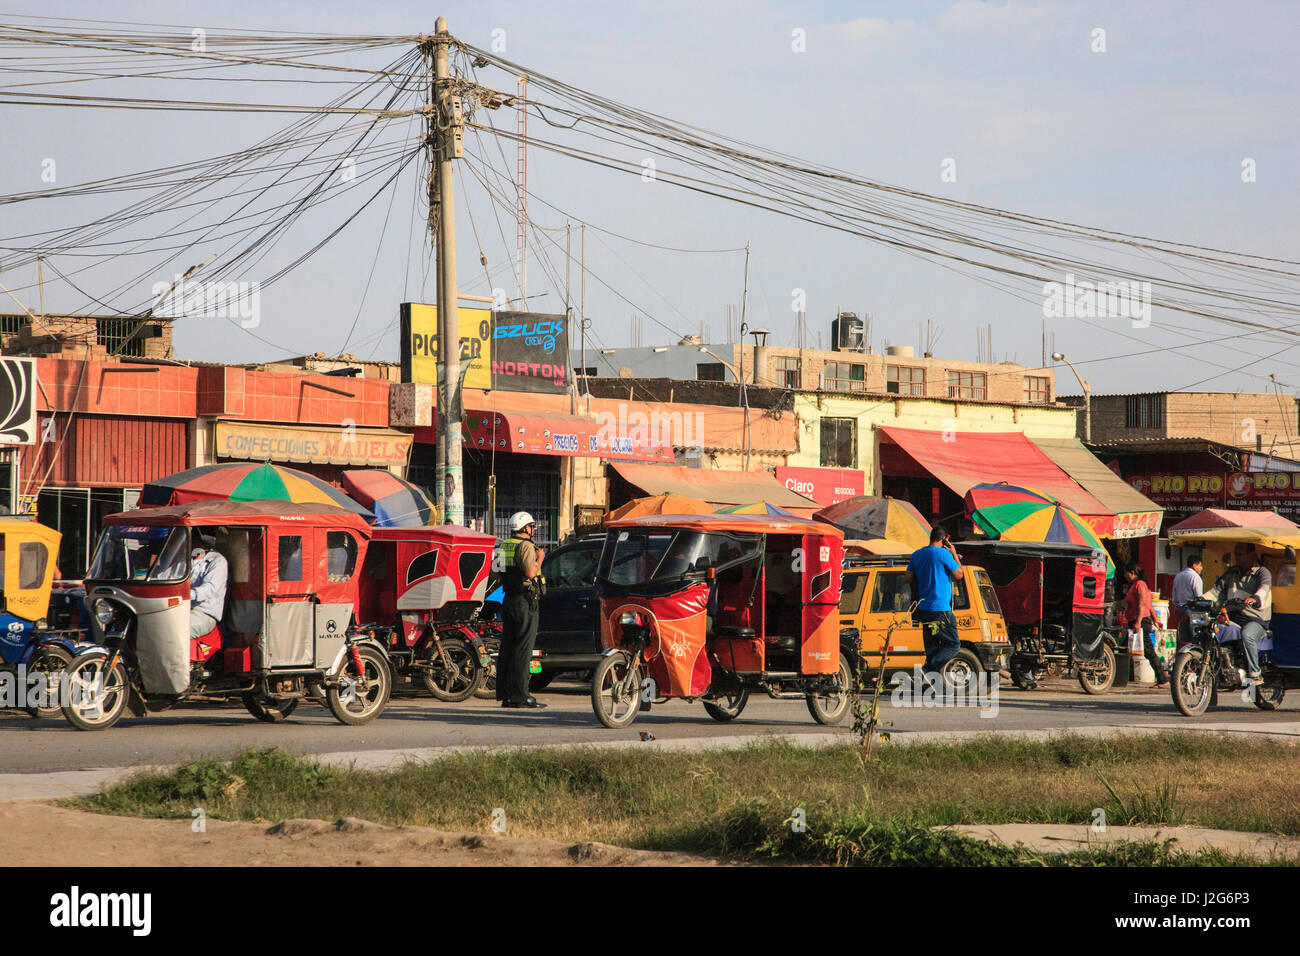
1200, 542, 1271, 682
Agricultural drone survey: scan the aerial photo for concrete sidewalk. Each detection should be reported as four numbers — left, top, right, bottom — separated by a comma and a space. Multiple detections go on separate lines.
951, 823, 1300, 860
1, 720, 1297, 801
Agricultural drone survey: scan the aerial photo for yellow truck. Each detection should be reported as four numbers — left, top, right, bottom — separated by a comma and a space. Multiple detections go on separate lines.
839, 554, 1011, 687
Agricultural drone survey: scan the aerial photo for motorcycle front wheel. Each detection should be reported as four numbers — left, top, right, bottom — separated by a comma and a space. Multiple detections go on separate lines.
590, 652, 642, 728
62, 652, 131, 731
1171, 648, 1213, 717
1077, 643, 1117, 695
327, 645, 392, 726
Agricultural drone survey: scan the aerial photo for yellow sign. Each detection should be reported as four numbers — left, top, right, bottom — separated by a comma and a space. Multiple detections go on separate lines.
400, 303, 491, 390
215, 421, 412, 467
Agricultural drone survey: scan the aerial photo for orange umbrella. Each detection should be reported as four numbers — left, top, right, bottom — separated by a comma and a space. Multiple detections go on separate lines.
608, 494, 713, 521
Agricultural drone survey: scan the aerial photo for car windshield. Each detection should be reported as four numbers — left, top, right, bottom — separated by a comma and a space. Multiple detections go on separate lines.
88, 526, 190, 582
601, 529, 760, 586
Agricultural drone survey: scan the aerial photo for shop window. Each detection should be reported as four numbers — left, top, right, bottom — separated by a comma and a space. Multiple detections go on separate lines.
776, 356, 801, 389
278, 535, 303, 582
1125, 394, 1165, 428
820, 418, 857, 468
696, 362, 726, 382
946, 371, 987, 400
326, 531, 357, 582
887, 365, 925, 396
824, 361, 865, 392
18, 542, 47, 589
1023, 376, 1050, 404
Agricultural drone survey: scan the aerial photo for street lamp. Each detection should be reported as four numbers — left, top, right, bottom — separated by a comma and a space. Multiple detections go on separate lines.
1052, 351, 1091, 442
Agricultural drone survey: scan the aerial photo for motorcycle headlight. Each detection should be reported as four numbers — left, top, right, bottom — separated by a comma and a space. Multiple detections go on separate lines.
93, 598, 118, 628
619, 610, 641, 627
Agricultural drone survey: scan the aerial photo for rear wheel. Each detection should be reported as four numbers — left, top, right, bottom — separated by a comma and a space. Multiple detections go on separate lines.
1171, 648, 1213, 717
473, 637, 500, 700
62, 653, 131, 731
419, 637, 483, 702
703, 690, 749, 722
590, 652, 642, 728
327, 645, 391, 725
23, 645, 74, 719
242, 693, 299, 723
1077, 643, 1117, 695
806, 657, 852, 726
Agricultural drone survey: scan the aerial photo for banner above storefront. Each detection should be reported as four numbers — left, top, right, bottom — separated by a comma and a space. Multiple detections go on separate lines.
1130, 472, 1300, 518
216, 421, 412, 468
399, 304, 570, 395
774, 466, 864, 506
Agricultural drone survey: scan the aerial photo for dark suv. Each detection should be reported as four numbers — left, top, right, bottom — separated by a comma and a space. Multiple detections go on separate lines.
532, 535, 605, 686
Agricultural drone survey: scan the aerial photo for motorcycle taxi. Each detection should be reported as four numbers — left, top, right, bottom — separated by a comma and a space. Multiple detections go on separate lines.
0, 518, 94, 717
1166, 528, 1300, 716
62, 500, 393, 730
590, 512, 852, 728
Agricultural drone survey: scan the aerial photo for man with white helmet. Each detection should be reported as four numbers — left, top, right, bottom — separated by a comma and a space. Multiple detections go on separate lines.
494, 511, 547, 708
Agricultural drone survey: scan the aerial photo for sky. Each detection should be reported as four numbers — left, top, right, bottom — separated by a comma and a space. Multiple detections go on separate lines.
0, 0, 1296, 397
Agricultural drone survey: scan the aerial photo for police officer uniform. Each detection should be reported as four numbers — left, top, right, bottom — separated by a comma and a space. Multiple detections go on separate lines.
495, 512, 547, 709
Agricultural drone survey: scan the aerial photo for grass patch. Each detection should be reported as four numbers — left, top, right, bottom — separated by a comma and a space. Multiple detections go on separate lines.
70, 733, 1300, 865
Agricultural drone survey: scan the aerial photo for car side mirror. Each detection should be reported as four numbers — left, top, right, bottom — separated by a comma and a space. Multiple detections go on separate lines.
1287, 546, 1296, 562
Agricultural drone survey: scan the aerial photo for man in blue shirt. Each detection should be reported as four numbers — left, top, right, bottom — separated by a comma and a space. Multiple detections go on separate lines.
907, 526, 963, 675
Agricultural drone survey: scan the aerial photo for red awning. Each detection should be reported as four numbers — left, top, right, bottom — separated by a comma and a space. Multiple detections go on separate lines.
463, 408, 673, 463
878, 426, 1111, 520
609, 462, 820, 514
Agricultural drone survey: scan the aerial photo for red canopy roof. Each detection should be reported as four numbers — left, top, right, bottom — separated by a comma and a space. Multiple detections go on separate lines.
1167, 508, 1300, 534
105, 499, 372, 534
878, 426, 1110, 519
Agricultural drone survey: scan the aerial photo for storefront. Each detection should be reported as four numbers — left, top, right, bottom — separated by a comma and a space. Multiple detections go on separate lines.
607, 462, 821, 515
875, 425, 1163, 574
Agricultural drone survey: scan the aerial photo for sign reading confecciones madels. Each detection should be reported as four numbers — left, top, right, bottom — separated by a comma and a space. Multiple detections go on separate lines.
0, 357, 37, 445
399, 304, 570, 395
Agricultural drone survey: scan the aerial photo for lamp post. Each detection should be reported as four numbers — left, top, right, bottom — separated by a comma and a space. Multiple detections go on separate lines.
1052, 351, 1091, 442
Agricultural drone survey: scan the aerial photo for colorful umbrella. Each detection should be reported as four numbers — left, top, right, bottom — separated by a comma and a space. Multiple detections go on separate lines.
814, 496, 932, 551
964, 482, 1113, 577
142, 463, 373, 518
340, 470, 434, 527
608, 494, 713, 521
715, 501, 800, 518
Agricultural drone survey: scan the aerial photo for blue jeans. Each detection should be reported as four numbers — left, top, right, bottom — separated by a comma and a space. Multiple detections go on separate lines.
914, 609, 960, 673
1240, 620, 1266, 676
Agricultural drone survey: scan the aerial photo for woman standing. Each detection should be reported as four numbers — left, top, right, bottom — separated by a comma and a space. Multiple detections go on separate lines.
1119, 566, 1169, 688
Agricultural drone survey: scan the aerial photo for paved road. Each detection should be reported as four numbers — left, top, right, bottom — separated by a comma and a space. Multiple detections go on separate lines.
1, 676, 1297, 775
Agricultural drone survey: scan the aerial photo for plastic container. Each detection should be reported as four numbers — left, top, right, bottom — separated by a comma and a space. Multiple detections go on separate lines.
1133, 657, 1156, 684
1151, 599, 1170, 630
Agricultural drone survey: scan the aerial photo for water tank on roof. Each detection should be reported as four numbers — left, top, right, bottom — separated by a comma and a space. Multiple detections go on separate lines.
832, 312, 865, 352
886, 345, 915, 357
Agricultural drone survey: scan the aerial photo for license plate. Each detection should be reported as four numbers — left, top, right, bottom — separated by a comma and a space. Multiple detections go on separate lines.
528, 661, 542, 674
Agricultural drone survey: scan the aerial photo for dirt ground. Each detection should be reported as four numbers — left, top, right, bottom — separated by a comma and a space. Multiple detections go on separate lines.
0, 801, 722, 867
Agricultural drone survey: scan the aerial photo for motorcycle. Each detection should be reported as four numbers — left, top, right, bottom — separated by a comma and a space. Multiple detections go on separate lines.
1171, 597, 1289, 716
62, 500, 393, 730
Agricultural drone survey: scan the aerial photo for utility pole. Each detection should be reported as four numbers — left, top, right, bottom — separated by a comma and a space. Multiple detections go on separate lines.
739, 241, 751, 470
431, 17, 464, 525
580, 222, 587, 397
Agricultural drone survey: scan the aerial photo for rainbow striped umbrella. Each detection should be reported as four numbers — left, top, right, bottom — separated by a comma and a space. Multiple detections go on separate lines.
142, 463, 372, 518
715, 501, 800, 518
340, 470, 434, 527
965, 482, 1113, 577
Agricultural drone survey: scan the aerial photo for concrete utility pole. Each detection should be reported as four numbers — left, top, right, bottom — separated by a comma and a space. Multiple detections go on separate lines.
432, 17, 464, 525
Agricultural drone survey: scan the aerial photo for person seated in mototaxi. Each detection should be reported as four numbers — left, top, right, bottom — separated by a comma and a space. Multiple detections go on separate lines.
189, 530, 229, 639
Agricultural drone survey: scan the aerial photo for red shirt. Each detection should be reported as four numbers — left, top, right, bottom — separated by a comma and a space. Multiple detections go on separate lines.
1122, 578, 1153, 626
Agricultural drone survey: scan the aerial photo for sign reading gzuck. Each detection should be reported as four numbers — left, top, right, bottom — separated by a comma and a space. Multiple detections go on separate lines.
491, 312, 569, 393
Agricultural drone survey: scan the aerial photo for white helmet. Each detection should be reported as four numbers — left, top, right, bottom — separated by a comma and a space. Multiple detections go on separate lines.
509, 511, 536, 533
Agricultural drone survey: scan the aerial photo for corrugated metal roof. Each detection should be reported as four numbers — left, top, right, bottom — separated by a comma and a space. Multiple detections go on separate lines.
1031, 437, 1162, 515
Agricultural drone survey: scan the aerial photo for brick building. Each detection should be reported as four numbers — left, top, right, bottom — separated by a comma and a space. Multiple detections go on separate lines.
1, 312, 173, 361
1063, 390, 1300, 455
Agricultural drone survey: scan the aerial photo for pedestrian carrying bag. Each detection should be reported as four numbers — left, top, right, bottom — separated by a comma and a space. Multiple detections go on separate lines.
1127, 629, 1144, 653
